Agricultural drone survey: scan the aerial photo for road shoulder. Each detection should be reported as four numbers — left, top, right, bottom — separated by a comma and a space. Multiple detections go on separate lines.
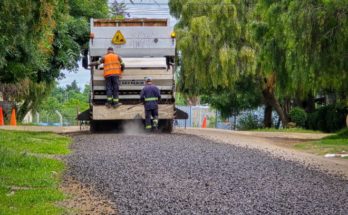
176, 128, 348, 179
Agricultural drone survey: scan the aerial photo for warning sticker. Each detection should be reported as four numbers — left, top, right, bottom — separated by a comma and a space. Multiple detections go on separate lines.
112, 30, 126, 45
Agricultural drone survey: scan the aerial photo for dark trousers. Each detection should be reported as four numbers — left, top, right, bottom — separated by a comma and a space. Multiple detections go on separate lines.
145, 108, 158, 128
105, 75, 119, 102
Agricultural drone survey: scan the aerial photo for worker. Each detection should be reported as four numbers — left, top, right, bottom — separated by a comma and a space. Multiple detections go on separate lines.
89, 47, 125, 108
140, 77, 161, 131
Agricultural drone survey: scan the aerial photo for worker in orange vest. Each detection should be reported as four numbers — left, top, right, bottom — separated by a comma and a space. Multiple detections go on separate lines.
90, 47, 125, 108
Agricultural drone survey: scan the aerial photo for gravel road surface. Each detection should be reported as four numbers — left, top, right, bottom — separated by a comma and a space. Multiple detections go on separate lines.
67, 133, 348, 214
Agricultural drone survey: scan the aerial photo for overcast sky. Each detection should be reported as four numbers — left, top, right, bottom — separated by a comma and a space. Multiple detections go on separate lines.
59, 0, 172, 90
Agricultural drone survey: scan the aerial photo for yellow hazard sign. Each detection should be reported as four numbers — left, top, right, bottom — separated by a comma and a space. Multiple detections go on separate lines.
112, 30, 126, 45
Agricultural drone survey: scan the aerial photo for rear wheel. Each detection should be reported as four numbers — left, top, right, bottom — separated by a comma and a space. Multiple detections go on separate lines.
90, 120, 102, 133
89, 120, 123, 133
159, 119, 173, 133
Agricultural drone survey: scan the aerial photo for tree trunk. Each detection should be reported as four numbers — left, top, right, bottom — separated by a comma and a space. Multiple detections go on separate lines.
17, 101, 32, 122
283, 98, 291, 117
187, 96, 200, 106
262, 74, 288, 128
264, 105, 272, 128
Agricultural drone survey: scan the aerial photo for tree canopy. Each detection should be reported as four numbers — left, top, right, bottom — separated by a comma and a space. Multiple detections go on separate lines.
169, 0, 348, 127
0, 0, 109, 119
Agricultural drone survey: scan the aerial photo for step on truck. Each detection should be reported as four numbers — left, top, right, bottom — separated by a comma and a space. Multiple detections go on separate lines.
79, 18, 187, 132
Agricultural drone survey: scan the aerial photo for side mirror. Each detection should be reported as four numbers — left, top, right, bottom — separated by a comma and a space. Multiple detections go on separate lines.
82, 49, 89, 69
82, 55, 88, 69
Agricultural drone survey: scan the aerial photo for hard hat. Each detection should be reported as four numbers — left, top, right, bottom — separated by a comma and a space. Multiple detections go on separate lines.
146, 77, 152, 82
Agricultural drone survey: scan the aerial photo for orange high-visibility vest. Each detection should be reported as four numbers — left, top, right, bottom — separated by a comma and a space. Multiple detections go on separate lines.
103, 53, 122, 77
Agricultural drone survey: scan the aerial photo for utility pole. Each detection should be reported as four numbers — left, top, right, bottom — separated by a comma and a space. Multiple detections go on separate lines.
55, 110, 63, 126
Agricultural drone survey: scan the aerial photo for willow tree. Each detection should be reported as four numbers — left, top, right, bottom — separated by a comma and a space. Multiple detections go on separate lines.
170, 0, 348, 128
249, 1, 291, 126
282, 0, 348, 102
169, 0, 283, 126
251, 0, 348, 125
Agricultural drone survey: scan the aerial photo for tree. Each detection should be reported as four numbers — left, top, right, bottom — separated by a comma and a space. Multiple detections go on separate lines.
110, 0, 129, 18
169, 0, 265, 122
0, 0, 109, 121
69, 0, 109, 19
250, 0, 348, 125
202, 74, 262, 119
66, 80, 80, 93
37, 82, 89, 125
170, 0, 348, 128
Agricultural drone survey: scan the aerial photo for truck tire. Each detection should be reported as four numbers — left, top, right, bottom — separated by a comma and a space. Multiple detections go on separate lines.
90, 120, 124, 133
90, 120, 100, 133
160, 119, 173, 133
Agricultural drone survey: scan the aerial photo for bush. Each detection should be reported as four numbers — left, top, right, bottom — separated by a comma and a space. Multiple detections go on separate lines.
306, 105, 348, 133
208, 116, 216, 128
307, 111, 319, 130
289, 107, 307, 128
237, 113, 262, 130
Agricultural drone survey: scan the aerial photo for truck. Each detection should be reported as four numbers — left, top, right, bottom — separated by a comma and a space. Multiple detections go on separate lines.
78, 18, 187, 132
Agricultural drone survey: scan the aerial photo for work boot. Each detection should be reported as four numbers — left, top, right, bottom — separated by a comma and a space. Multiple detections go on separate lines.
112, 102, 122, 108
145, 124, 152, 133
106, 97, 113, 108
153, 118, 158, 128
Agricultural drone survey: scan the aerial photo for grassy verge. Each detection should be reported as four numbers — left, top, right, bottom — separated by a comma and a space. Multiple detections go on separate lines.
253, 128, 322, 133
0, 130, 71, 215
294, 129, 348, 157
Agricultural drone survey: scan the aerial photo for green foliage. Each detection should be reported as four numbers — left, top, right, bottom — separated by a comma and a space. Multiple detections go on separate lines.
307, 111, 319, 131
208, 115, 216, 128
170, 0, 348, 126
289, 107, 307, 128
237, 113, 262, 130
65, 80, 80, 92
250, 0, 347, 98
0, 130, 71, 214
37, 82, 89, 125
0, 0, 57, 83
170, 0, 255, 95
201, 74, 262, 118
175, 92, 188, 106
307, 105, 348, 132
68, 0, 109, 19
0, 0, 109, 121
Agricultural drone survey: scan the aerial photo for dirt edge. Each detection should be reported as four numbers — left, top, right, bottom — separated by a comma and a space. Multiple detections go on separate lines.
58, 175, 117, 215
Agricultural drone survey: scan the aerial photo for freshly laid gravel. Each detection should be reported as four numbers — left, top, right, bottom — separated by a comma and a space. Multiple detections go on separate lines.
67, 133, 348, 215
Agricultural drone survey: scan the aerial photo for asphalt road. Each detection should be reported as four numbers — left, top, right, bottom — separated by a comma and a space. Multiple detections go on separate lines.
67, 133, 348, 215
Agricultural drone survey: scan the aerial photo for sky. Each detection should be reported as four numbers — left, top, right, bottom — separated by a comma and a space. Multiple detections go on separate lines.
59, 0, 172, 90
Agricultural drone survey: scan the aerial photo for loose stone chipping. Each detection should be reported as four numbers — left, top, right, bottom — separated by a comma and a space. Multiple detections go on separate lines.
67, 133, 348, 215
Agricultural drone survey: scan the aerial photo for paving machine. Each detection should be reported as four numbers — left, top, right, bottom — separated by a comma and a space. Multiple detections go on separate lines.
78, 18, 187, 132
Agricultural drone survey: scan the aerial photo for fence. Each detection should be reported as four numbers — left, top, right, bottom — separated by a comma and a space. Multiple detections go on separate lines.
175, 106, 281, 130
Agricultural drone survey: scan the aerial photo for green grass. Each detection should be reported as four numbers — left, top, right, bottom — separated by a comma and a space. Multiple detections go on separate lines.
0, 130, 70, 155
252, 127, 322, 133
0, 130, 71, 215
294, 128, 348, 157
